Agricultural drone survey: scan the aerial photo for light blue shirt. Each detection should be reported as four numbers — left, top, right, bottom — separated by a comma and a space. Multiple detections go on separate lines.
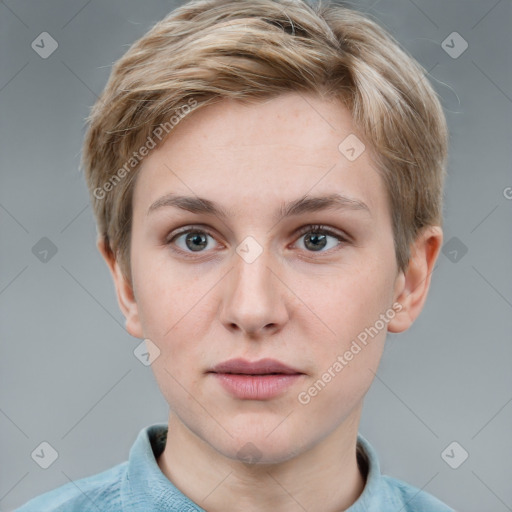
16, 423, 455, 511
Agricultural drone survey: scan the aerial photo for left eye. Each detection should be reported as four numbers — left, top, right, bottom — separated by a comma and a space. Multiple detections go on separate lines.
167, 224, 348, 256
294, 225, 348, 253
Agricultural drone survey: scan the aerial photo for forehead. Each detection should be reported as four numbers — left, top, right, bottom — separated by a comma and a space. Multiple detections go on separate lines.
133, 92, 389, 224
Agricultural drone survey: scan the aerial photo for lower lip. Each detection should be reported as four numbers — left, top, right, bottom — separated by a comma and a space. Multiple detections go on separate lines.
211, 373, 304, 400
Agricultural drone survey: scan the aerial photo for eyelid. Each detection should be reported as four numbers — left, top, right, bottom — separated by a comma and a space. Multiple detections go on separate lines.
293, 224, 350, 242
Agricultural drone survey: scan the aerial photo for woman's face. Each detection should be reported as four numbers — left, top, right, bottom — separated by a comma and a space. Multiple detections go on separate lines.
115, 92, 407, 463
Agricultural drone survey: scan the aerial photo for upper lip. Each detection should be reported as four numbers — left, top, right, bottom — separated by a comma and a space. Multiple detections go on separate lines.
209, 358, 303, 375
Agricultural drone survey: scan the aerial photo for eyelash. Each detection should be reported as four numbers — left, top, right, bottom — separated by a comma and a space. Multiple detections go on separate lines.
165, 224, 350, 258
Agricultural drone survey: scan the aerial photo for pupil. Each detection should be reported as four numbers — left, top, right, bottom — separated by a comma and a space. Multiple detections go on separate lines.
305, 233, 326, 251
186, 232, 207, 251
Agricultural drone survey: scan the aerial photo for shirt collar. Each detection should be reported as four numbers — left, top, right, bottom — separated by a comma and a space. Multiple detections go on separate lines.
121, 423, 384, 512
121, 423, 206, 511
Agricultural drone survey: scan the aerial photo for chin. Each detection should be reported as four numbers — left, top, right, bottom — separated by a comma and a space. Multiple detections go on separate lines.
212, 427, 308, 466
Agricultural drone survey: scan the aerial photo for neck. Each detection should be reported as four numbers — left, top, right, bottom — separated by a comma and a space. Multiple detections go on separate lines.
157, 407, 366, 512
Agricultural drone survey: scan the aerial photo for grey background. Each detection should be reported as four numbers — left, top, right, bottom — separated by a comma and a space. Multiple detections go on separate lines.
1, 0, 511, 511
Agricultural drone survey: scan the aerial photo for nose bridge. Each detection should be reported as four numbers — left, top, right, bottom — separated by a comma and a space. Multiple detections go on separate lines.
235, 244, 272, 294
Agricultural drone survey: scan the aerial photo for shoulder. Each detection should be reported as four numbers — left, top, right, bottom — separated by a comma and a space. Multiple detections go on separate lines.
15, 461, 127, 512
381, 474, 455, 512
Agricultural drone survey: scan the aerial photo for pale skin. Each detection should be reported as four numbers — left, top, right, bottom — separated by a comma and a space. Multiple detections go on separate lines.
99, 91, 443, 511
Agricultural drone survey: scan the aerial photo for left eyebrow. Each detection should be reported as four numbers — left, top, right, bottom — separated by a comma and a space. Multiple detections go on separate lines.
146, 192, 372, 221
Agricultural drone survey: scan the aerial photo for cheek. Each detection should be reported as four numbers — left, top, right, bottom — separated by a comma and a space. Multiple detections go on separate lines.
291, 257, 393, 397
296, 325, 387, 421
131, 257, 216, 378
293, 256, 393, 341
131, 246, 197, 336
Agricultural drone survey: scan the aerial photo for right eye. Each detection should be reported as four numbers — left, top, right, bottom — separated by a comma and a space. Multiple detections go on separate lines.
167, 227, 222, 256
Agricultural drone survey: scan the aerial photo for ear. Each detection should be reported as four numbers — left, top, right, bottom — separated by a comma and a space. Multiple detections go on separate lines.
97, 236, 144, 339
387, 226, 443, 333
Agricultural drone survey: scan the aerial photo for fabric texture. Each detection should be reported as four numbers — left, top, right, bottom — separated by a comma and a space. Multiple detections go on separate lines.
16, 423, 455, 511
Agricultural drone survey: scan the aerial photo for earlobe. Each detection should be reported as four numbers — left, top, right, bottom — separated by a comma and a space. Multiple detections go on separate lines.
387, 226, 443, 334
96, 236, 144, 339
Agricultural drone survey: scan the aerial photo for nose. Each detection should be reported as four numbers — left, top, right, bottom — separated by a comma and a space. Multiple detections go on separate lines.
219, 247, 290, 338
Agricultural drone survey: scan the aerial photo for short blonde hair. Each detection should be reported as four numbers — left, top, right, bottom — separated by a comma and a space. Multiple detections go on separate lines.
82, 0, 448, 282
